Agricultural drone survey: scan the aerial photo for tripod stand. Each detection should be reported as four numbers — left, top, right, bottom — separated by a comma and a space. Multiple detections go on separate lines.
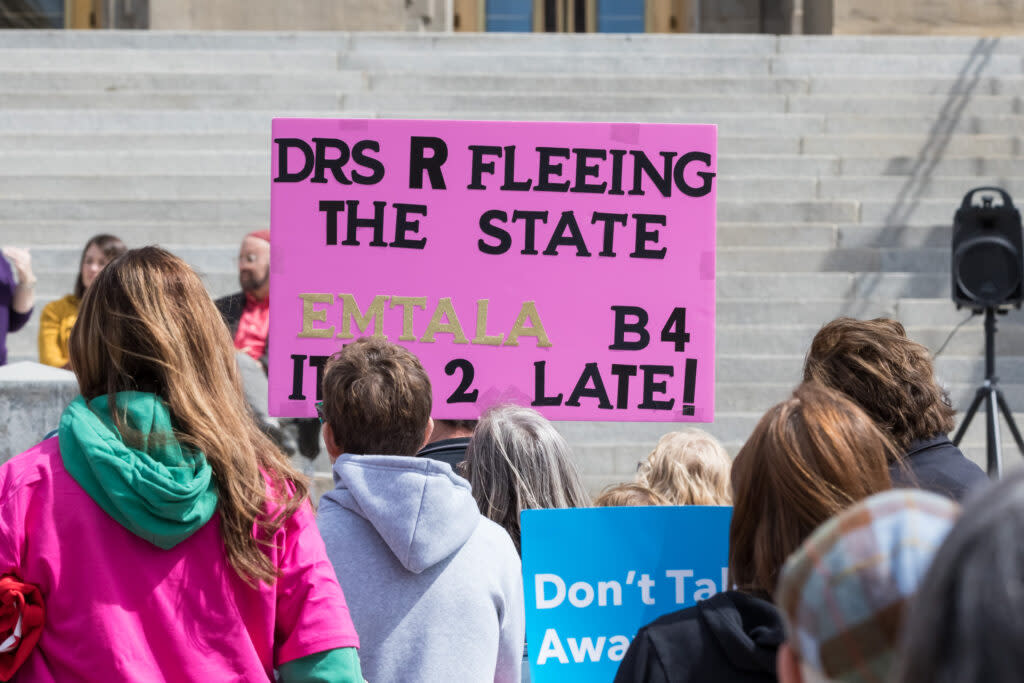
952, 307, 1024, 477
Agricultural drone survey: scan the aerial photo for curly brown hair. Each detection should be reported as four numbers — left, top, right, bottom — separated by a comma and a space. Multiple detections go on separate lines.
803, 317, 956, 453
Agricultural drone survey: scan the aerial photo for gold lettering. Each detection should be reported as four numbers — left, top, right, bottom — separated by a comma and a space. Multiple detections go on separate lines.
504, 301, 552, 347
390, 296, 428, 341
297, 293, 335, 338
471, 299, 504, 345
338, 293, 389, 339
420, 297, 469, 344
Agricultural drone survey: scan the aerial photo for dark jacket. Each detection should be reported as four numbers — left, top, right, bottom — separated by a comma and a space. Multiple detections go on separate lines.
215, 292, 268, 371
416, 437, 471, 470
613, 591, 783, 683
892, 434, 988, 501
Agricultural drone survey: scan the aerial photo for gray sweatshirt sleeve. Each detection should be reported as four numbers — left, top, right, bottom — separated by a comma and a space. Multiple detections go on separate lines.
495, 549, 526, 683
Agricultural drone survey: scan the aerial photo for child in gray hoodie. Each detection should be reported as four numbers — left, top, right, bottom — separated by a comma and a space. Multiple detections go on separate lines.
316, 337, 525, 683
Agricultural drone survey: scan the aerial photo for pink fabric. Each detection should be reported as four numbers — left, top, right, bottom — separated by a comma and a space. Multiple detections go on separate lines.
234, 292, 270, 362
0, 437, 358, 682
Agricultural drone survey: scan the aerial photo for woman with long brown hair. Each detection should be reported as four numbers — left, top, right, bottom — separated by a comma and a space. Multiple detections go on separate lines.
0, 247, 362, 681
38, 233, 126, 368
614, 382, 894, 683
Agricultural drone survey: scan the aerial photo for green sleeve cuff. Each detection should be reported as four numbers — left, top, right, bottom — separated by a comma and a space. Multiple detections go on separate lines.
278, 646, 363, 683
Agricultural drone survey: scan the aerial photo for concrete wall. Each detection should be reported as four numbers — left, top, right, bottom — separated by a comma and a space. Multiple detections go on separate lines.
0, 362, 78, 462
149, 0, 449, 32
833, 0, 1024, 35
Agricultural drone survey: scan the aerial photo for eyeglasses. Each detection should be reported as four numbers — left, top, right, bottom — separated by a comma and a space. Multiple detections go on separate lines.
315, 401, 326, 424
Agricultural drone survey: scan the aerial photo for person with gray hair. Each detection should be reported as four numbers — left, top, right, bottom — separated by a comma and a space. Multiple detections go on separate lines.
462, 403, 590, 555
898, 471, 1024, 683
463, 403, 590, 682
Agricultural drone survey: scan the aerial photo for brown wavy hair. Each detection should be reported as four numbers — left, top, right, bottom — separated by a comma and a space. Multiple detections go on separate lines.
728, 382, 894, 597
803, 317, 956, 453
321, 336, 433, 457
68, 246, 307, 585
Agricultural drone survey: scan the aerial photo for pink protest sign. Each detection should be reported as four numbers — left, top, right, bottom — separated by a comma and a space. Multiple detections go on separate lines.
269, 118, 716, 421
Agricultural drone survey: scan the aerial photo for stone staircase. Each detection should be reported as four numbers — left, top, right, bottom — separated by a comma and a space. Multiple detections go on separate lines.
3, 30, 1024, 489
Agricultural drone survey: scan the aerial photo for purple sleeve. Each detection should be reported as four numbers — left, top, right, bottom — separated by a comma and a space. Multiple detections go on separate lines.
8, 306, 32, 333
1, 258, 32, 362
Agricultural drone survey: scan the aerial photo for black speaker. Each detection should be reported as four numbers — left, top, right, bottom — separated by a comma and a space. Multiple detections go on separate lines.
952, 187, 1024, 310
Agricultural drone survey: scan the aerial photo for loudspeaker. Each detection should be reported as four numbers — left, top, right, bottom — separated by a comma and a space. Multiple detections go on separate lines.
952, 187, 1024, 310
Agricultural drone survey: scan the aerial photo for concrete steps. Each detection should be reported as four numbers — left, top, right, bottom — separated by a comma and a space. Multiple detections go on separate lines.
9, 70, 1024, 99
0, 219, 947, 250
4, 30, 1024, 482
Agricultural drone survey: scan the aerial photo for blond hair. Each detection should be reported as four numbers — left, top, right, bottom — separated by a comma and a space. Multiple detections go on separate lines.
636, 429, 732, 506
594, 483, 669, 507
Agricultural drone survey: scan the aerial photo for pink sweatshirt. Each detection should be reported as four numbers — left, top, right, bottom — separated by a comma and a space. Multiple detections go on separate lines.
0, 437, 359, 681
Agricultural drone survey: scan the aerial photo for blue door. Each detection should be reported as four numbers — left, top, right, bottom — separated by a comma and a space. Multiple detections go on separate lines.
486, 0, 533, 32
597, 0, 646, 32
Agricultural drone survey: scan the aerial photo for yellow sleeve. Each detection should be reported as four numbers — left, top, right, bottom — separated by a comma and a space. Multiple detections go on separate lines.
38, 297, 75, 368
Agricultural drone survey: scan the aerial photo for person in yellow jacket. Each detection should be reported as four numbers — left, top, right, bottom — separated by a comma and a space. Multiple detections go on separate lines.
38, 234, 126, 368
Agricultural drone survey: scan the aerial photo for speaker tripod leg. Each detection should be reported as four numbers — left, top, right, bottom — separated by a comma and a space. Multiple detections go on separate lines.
996, 389, 1024, 459
953, 386, 987, 446
986, 386, 1003, 478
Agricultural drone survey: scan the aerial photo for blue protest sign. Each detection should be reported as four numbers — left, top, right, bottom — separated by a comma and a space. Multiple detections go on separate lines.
521, 506, 732, 682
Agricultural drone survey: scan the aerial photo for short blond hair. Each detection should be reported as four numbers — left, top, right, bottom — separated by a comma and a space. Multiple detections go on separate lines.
594, 483, 669, 507
636, 429, 732, 506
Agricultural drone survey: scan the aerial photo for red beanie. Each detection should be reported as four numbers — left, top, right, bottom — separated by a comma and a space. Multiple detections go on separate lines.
246, 230, 271, 243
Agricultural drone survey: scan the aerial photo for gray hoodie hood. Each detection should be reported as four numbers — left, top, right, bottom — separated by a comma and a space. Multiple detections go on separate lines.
322, 453, 481, 573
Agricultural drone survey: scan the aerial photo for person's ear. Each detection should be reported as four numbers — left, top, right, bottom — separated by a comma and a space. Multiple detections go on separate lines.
421, 417, 434, 450
323, 422, 342, 461
777, 642, 804, 683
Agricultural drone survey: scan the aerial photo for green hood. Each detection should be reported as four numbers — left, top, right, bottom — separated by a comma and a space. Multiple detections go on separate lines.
59, 392, 218, 549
